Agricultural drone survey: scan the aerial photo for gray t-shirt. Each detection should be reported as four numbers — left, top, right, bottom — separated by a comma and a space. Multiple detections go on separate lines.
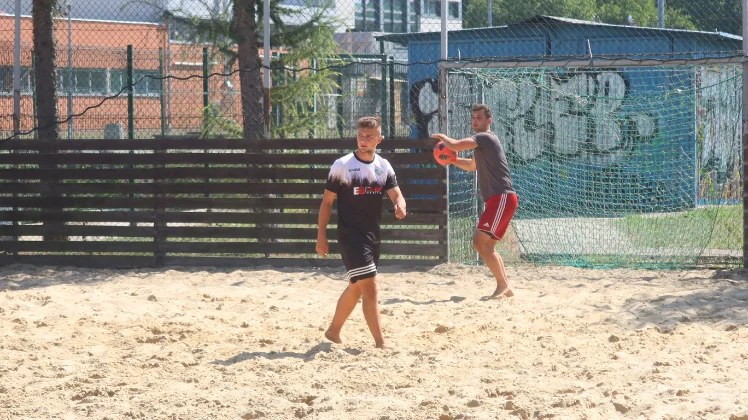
473, 131, 515, 202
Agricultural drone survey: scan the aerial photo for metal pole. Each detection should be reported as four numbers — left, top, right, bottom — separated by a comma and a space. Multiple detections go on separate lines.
388, 56, 395, 137
742, 0, 748, 267
203, 47, 210, 197
127, 45, 135, 222
380, 42, 388, 138
336, 65, 344, 137
203, 48, 209, 117
67, 3, 73, 139
31, 51, 37, 139
13, 0, 21, 138
487, 0, 492, 27
127, 45, 134, 140
158, 48, 166, 137
440, 0, 450, 262
658, 0, 665, 28
165, 16, 172, 132
263, 0, 271, 139
311, 59, 317, 138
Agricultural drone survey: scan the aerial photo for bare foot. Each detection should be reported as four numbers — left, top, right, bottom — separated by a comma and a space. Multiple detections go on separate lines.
375, 342, 392, 350
324, 329, 342, 344
489, 287, 514, 299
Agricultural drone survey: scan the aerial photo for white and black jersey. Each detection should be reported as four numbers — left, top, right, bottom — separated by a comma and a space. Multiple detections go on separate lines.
325, 152, 398, 282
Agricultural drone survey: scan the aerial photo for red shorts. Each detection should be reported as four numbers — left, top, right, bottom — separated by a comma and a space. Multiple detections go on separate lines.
477, 193, 518, 240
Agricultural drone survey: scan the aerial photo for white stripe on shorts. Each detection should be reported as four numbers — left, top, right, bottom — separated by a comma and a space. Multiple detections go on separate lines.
347, 263, 376, 280
490, 194, 507, 234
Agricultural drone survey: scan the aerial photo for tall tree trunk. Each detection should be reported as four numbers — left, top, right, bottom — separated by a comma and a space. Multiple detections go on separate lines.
234, 0, 264, 140
32, 0, 65, 241
33, 0, 59, 142
233, 0, 276, 254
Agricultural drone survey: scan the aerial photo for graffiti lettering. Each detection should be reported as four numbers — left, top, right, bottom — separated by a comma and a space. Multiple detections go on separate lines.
411, 70, 658, 162
410, 78, 439, 139
495, 70, 657, 162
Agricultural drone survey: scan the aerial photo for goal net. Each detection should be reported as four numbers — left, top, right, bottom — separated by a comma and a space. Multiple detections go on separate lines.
445, 62, 742, 268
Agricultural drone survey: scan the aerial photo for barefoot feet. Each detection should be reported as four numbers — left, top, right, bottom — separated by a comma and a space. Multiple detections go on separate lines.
324, 329, 342, 344
489, 286, 514, 299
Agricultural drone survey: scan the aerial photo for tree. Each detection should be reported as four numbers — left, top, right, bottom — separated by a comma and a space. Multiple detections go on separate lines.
165, 0, 341, 139
32, 0, 60, 142
596, 0, 694, 29
32, 0, 66, 241
462, 0, 695, 30
667, 0, 740, 34
463, 0, 597, 29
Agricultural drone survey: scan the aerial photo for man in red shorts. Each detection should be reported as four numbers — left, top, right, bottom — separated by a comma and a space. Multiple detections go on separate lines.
431, 104, 518, 298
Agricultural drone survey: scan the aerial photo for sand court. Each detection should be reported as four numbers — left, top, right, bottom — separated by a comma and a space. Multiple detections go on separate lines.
1, 263, 747, 419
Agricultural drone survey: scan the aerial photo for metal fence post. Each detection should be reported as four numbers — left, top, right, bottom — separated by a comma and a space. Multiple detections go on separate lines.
127, 45, 134, 140
31, 51, 38, 139
388, 56, 395, 137
380, 42, 388, 137
159, 47, 166, 138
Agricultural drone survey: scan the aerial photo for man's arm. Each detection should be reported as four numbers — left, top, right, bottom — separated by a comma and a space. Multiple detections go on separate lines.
316, 190, 336, 258
451, 156, 476, 172
386, 186, 407, 219
432, 133, 478, 152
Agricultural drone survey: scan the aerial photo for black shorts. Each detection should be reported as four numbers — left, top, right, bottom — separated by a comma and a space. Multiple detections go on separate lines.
339, 241, 380, 283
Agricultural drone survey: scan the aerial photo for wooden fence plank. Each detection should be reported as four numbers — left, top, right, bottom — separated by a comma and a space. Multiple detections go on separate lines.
0, 225, 446, 241
0, 241, 446, 256
0, 138, 448, 269
162, 257, 442, 268
1, 241, 158, 253
0, 182, 446, 196
0, 211, 157, 223
0, 225, 155, 237
0, 167, 444, 180
158, 242, 445, 255
0, 254, 157, 268
1, 138, 438, 151
3, 197, 444, 212
0, 152, 438, 166
0, 211, 446, 225
0, 254, 441, 268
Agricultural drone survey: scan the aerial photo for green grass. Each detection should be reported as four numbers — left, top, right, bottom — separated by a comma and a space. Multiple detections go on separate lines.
613, 205, 742, 250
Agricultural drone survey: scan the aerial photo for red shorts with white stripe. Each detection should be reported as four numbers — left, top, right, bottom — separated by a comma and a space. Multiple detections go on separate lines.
477, 193, 518, 240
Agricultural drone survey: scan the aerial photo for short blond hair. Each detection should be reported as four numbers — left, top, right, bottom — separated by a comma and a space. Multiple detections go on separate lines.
357, 116, 382, 129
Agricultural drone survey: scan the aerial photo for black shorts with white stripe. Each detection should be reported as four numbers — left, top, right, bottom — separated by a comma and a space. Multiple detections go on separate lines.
340, 241, 380, 283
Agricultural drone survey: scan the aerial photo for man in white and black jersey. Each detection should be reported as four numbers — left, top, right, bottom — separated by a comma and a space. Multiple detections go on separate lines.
316, 116, 407, 349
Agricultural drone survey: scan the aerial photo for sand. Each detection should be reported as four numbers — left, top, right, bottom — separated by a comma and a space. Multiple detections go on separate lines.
1, 262, 747, 419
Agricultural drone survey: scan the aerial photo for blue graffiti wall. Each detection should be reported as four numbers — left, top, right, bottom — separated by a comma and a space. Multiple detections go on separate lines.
390, 21, 741, 216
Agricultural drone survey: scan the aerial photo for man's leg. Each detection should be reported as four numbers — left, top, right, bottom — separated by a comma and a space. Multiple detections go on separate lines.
472, 231, 513, 298
325, 282, 362, 344
355, 276, 387, 348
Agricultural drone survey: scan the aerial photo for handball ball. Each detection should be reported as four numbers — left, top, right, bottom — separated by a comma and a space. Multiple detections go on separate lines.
433, 141, 456, 165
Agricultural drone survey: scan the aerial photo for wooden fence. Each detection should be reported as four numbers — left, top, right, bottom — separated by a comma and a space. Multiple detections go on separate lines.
0, 138, 447, 268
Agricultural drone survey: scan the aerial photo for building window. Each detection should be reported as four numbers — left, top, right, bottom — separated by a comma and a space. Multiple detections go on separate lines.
169, 19, 209, 43
71, 69, 107, 95
409, 0, 419, 31
383, 0, 407, 32
355, 0, 380, 31
424, 0, 439, 16
110, 70, 162, 96
0, 67, 33, 93
281, 0, 331, 6
448, 1, 459, 18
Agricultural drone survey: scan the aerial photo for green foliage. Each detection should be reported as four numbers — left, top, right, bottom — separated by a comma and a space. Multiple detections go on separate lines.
668, 0, 741, 34
463, 0, 696, 30
200, 103, 243, 139
464, 0, 597, 28
164, 0, 342, 139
